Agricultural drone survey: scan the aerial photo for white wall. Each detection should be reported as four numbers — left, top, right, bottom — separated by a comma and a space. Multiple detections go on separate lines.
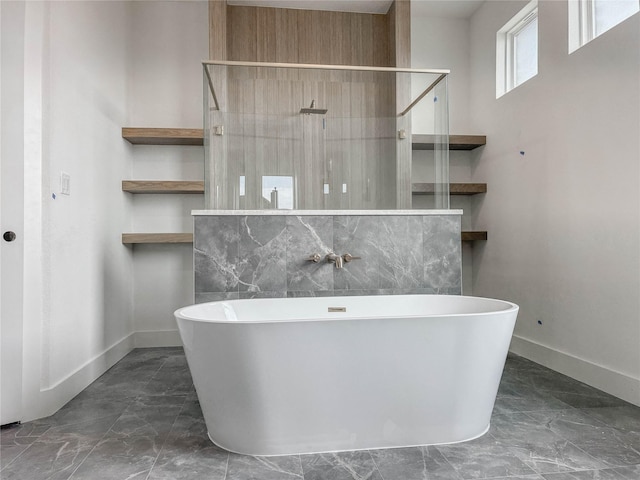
128, 1, 208, 345
469, 0, 640, 404
15, 0, 208, 422
411, 10, 471, 134
19, 0, 136, 421
44, 0, 136, 386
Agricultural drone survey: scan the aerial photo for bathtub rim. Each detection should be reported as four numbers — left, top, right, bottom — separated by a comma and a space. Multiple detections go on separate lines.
175, 294, 519, 325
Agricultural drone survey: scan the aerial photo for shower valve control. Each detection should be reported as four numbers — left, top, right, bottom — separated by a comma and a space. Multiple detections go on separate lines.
342, 253, 361, 263
307, 253, 322, 263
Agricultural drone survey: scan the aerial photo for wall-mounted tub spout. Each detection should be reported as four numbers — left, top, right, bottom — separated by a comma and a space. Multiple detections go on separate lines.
326, 252, 344, 269
300, 100, 328, 115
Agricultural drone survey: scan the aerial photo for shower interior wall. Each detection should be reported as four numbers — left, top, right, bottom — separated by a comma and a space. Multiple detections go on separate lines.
207, 68, 398, 210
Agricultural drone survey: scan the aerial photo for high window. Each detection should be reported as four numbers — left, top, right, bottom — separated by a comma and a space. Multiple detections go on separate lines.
569, 0, 639, 52
496, 0, 538, 98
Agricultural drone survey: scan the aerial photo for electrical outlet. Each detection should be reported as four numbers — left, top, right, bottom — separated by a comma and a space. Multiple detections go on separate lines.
60, 172, 71, 195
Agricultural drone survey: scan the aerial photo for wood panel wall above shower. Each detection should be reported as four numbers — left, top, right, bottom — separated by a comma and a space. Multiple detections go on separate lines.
226, 7, 391, 66
209, 0, 409, 67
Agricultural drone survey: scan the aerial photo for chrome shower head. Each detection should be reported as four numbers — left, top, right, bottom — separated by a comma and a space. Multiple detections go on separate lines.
300, 99, 327, 115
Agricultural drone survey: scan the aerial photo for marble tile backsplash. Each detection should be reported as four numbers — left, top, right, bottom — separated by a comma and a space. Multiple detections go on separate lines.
194, 214, 461, 303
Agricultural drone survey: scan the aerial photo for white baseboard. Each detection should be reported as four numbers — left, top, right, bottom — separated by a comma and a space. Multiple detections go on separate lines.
510, 335, 640, 407
134, 330, 182, 348
31, 333, 136, 421
25, 330, 184, 422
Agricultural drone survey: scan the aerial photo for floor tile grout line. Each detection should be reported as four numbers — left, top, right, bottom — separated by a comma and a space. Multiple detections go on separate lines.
430, 445, 466, 480
43, 410, 135, 431
138, 356, 175, 394
488, 413, 606, 476
299, 452, 309, 480
295, 454, 303, 480
494, 408, 637, 474
0, 440, 35, 473
222, 448, 230, 480
141, 394, 190, 480
519, 405, 624, 447
577, 406, 633, 431
64, 413, 122, 480
559, 435, 613, 471
367, 449, 387, 480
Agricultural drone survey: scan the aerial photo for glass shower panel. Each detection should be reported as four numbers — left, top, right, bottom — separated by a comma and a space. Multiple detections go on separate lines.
409, 72, 450, 210
203, 62, 449, 210
433, 77, 450, 209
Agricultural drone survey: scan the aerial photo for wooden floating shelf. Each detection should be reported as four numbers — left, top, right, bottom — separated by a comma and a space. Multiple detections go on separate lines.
412, 183, 487, 195
122, 233, 194, 244
461, 231, 488, 242
122, 231, 486, 245
122, 128, 484, 151
122, 128, 204, 146
122, 180, 204, 194
122, 180, 485, 196
412, 134, 486, 151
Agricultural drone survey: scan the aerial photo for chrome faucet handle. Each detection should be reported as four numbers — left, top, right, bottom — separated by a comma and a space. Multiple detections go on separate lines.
342, 253, 361, 263
307, 253, 322, 263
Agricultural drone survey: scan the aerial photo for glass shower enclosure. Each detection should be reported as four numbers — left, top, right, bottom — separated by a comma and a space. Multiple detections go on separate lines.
203, 61, 449, 210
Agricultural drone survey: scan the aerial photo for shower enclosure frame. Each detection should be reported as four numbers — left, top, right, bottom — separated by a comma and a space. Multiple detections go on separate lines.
203, 60, 450, 211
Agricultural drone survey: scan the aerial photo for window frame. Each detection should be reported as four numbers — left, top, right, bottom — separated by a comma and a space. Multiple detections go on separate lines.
496, 0, 539, 98
508, 9, 538, 90
570, 0, 640, 53
579, 0, 596, 45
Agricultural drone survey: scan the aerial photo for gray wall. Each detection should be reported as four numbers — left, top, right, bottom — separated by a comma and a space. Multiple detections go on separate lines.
194, 214, 462, 302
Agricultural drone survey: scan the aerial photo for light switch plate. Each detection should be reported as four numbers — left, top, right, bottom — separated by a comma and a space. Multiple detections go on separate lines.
60, 172, 71, 195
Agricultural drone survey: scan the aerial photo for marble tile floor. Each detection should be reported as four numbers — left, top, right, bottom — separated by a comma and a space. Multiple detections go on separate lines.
1, 347, 639, 480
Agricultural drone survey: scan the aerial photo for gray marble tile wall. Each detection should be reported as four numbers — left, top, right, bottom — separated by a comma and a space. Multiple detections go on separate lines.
194, 214, 461, 303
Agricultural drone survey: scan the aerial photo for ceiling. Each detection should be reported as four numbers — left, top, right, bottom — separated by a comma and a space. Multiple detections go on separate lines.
412, 1, 484, 19
226, 0, 394, 15
226, 0, 485, 18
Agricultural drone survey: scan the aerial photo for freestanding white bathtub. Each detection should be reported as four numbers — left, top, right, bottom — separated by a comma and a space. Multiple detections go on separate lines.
175, 294, 518, 456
